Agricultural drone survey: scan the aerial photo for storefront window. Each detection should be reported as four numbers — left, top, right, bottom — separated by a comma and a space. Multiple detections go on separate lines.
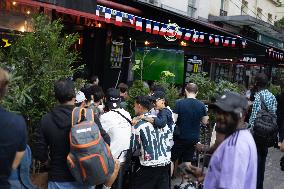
0, 1, 39, 32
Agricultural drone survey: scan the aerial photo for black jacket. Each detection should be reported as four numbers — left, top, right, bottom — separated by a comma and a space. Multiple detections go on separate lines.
34, 105, 110, 182
153, 108, 174, 131
277, 93, 284, 141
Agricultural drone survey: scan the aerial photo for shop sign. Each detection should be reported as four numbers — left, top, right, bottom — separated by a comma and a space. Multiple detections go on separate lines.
164, 23, 180, 42
242, 57, 256, 63
110, 41, 124, 68
0, 38, 11, 48
187, 56, 202, 64
186, 56, 202, 73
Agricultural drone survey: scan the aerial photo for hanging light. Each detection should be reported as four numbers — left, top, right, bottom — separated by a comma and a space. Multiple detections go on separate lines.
27, 10, 30, 15
20, 26, 25, 32
12, 1, 17, 6
144, 41, 150, 46
180, 41, 187, 46
98, 23, 102, 28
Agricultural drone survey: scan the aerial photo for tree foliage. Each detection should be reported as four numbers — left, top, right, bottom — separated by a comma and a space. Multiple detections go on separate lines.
0, 15, 80, 133
126, 80, 150, 116
154, 71, 179, 108
275, 17, 284, 28
188, 72, 242, 101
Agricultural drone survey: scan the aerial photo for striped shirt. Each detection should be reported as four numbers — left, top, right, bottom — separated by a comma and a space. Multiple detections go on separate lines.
248, 89, 277, 128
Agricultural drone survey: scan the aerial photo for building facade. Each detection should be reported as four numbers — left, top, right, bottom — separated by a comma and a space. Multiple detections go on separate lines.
1, 0, 284, 88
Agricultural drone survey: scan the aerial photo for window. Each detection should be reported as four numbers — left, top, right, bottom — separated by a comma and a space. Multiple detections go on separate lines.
187, 0, 196, 17
220, 0, 228, 16
241, 0, 248, 15
257, 7, 262, 19
268, 13, 273, 23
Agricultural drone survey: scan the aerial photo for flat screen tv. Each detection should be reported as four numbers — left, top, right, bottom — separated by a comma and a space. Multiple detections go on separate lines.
135, 48, 184, 84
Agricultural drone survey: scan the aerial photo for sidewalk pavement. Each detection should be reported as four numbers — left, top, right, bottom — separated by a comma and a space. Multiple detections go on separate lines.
171, 147, 284, 189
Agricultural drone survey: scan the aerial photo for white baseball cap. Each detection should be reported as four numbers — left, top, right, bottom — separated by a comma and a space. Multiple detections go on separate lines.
75, 91, 86, 103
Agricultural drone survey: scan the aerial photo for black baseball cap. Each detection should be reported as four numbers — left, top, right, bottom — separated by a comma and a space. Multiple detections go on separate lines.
105, 88, 121, 109
209, 91, 248, 113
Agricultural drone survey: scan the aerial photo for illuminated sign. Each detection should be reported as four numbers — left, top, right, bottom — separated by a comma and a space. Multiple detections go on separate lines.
242, 57, 256, 63
0, 38, 11, 48
187, 56, 202, 64
164, 23, 179, 42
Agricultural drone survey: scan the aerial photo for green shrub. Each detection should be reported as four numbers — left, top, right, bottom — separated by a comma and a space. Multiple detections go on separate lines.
215, 79, 242, 94
188, 72, 215, 100
0, 14, 80, 136
269, 84, 281, 96
154, 71, 179, 108
126, 80, 150, 116
188, 73, 243, 101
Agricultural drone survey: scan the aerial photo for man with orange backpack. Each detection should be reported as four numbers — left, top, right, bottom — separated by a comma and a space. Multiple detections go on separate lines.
34, 78, 116, 189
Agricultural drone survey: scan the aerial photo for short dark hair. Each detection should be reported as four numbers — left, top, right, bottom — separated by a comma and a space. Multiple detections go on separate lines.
0, 68, 9, 100
54, 78, 75, 104
90, 75, 98, 83
185, 83, 198, 94
118, 83, 128, 93
255, 73, 268, 89
135, 95, 152, 111
82, 85, 104, 103
150, 84, 166, 93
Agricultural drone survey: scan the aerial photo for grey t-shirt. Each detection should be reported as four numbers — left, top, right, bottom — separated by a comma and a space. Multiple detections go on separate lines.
203, 129, 257, 189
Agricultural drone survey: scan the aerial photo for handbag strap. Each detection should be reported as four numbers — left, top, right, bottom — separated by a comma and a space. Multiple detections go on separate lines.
110, 109, 132, 125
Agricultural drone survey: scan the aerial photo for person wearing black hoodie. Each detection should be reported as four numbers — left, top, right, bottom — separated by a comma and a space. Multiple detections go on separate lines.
276, 82, 284, 148
34, 78, 109, 189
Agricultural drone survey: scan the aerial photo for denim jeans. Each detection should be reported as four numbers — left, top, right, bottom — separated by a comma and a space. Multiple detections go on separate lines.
256, 146, 268, 189
8, 146, 37, 189
48, 181, 95, 189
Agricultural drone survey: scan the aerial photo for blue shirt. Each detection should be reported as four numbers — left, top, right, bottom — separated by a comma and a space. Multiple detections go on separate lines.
174, 98, 207, 142
249, 89, 277, 128
204, 130, 257, 189
0, 107, 27, 188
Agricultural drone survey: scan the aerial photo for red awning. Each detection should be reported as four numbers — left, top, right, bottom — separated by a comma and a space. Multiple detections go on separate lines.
16, 0, 142, 17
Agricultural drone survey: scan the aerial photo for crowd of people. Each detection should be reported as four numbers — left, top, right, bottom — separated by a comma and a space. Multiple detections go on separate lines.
0, 68, 284, 189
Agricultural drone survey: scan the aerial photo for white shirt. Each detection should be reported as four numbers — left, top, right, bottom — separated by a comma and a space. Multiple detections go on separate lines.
100, 108, 132, 162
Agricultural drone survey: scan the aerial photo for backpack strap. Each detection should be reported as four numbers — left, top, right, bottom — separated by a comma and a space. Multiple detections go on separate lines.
110, 110, 132, 125
259, 94, 268, 111
72, 107, 94, 126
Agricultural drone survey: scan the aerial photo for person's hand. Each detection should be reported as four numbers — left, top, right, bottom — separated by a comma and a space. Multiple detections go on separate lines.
280, 140, 284, 152
139, 114, 145, 120
195, 143, 205, 152
131, 117, 140, 125
186, 163, 204, 180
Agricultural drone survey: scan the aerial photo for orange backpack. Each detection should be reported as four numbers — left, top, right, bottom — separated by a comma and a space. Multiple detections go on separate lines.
67, 107, 115, 186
